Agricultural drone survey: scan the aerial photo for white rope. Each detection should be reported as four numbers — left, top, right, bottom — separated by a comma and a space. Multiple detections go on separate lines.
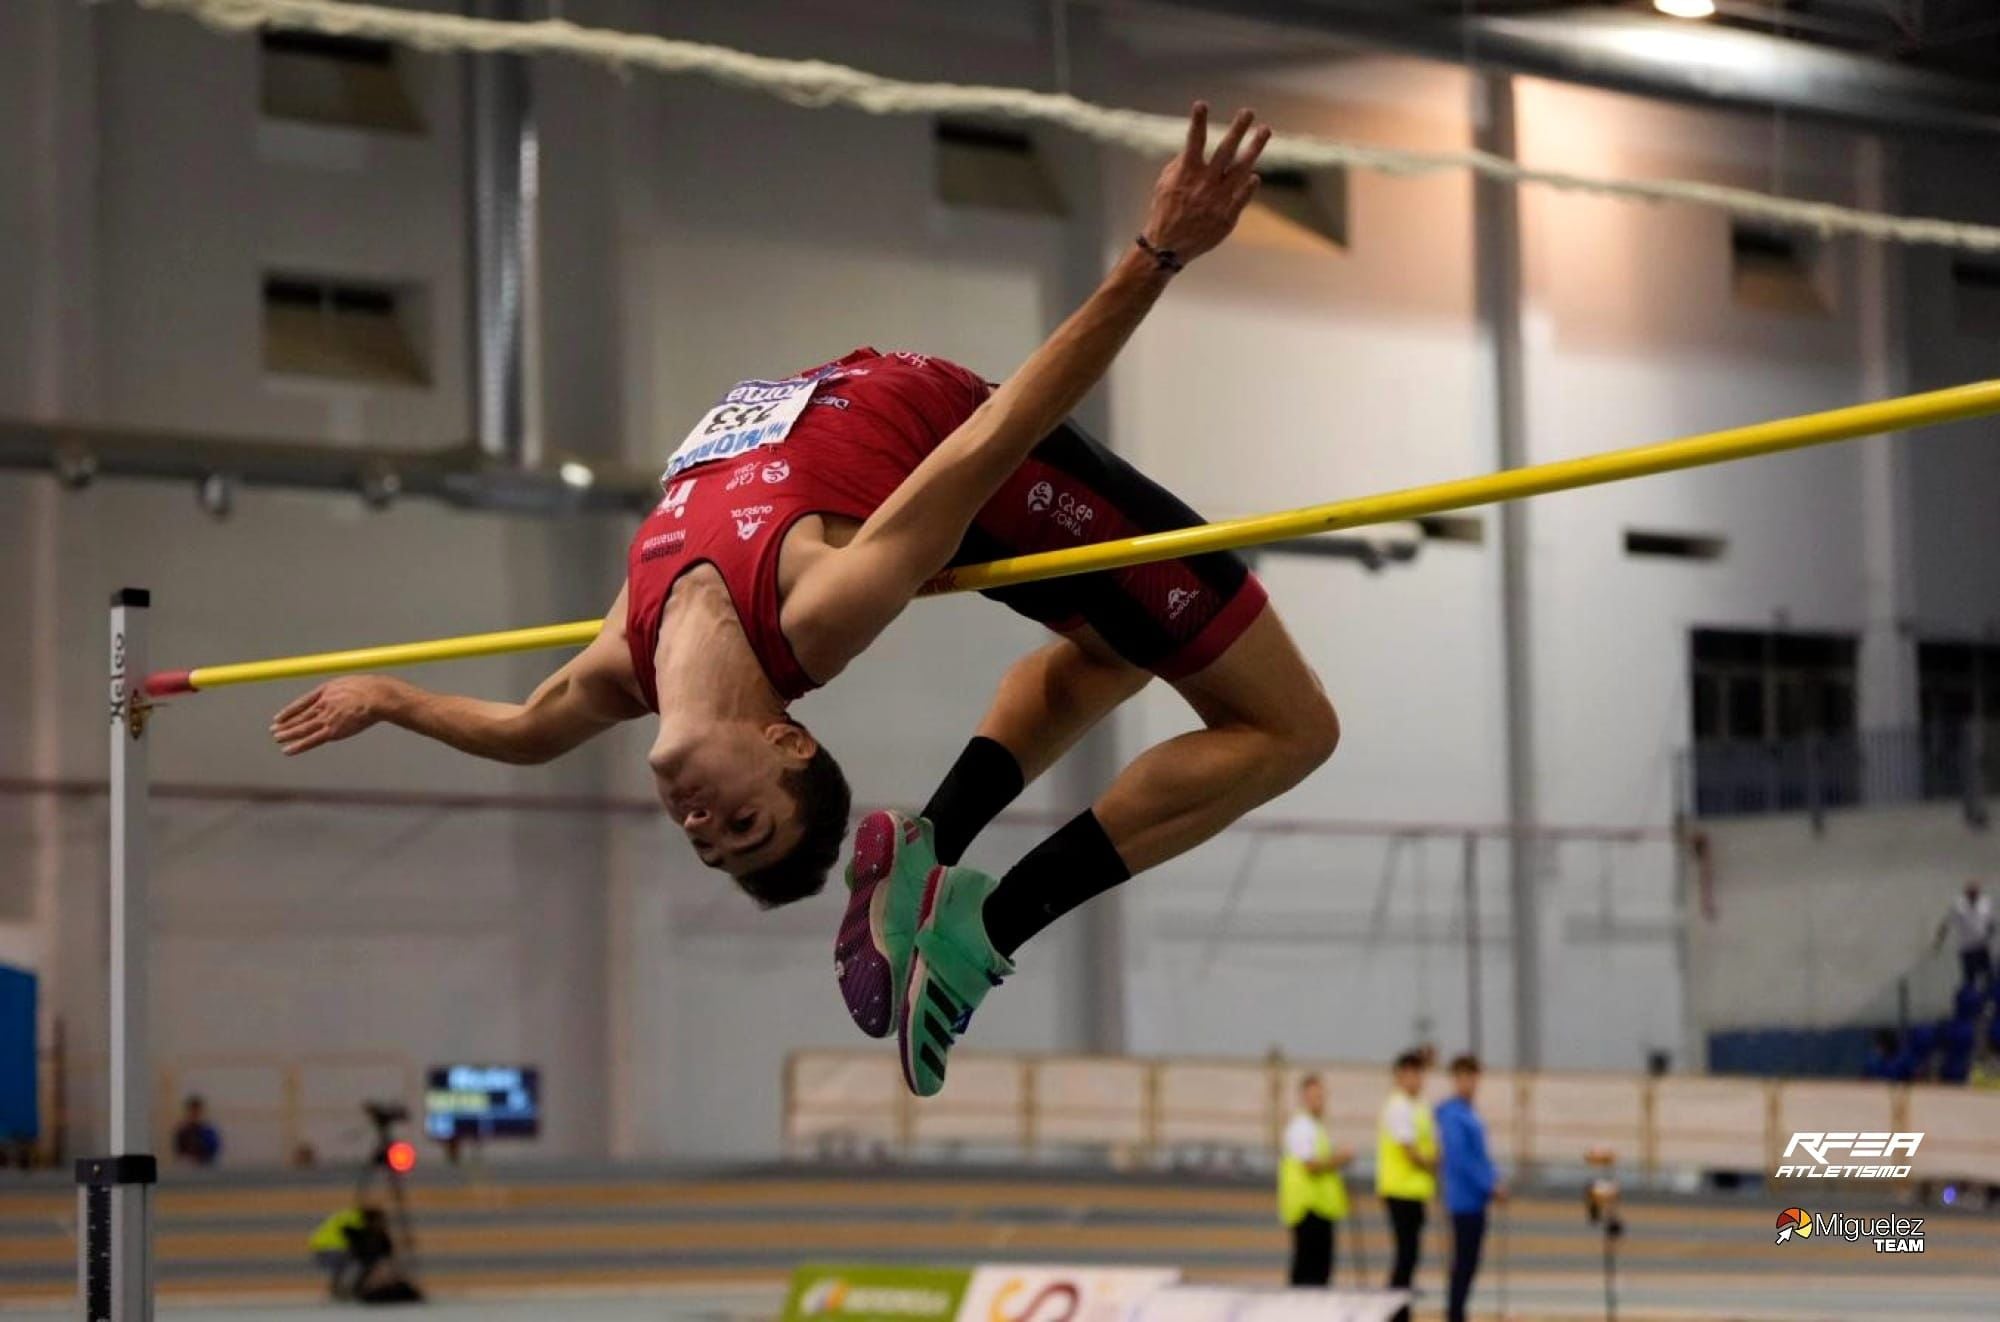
141, 0, 2000, 254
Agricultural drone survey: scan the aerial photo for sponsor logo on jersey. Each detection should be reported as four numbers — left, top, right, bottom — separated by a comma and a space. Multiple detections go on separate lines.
639, 529, 687, 561
1050, 489, 1094, 537
761, 460, 791, 485
726, 461, 760, 492
1167, 587, 1200, 620
733, 504, 775, 540
1027, 480, 1055, 513
658, 479, 697, 517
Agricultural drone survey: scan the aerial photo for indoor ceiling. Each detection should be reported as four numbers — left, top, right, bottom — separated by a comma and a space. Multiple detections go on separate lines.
1405, 1, 2000, 80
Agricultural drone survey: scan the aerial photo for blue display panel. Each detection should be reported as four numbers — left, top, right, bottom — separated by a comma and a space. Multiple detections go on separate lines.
423, 1065, 539, 1141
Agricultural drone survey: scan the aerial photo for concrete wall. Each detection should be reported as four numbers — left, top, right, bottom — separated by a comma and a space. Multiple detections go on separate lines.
1688, 803, 1999, 1036
2, 0, 1998, 1161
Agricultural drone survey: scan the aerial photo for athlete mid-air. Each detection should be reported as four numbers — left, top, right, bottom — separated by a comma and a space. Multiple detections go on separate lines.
270, 105, 1338, 1095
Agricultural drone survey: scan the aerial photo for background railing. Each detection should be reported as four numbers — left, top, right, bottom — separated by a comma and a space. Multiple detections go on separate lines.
784, 1049, 2000, 1185
1682, 722, 1996, 824
51, 1051, 416, 1168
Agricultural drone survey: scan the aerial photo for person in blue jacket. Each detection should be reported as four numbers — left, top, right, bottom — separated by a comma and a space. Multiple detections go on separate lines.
1434, 1055, 1506, 1322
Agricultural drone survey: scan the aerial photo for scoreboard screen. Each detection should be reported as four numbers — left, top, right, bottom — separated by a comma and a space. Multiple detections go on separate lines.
424, 1065, 540, 1141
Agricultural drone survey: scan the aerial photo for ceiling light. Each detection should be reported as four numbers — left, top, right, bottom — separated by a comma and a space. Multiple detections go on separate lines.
1654, 0, 1717, 17
558, 461, 595, 490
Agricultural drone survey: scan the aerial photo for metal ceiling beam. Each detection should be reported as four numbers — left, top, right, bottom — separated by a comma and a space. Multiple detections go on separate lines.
0, 418, 658, 515
1164, 1, 2000, 137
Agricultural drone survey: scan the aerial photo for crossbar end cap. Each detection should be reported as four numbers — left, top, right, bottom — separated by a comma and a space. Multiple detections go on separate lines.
111, 587, 151, 608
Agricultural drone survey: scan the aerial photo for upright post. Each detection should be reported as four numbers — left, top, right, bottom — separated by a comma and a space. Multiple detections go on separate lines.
1462, 832, 1483, 1060
79, 588, 156, 1320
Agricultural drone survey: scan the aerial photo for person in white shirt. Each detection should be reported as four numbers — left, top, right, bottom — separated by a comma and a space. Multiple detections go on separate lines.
1279, 1075, 1354, 1286
1935, 881, 1994, 993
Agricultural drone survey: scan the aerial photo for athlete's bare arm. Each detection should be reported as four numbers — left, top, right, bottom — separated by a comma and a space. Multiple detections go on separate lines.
782, 104, 1269, 679
270, 587, 645, 762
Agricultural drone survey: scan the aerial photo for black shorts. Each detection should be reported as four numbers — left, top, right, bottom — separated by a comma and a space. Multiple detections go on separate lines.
947, 421, 1267, 679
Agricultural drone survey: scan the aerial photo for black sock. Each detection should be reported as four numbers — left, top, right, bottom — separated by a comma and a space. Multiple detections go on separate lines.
921, 736, 1025, 865
981, 809, 1131, 958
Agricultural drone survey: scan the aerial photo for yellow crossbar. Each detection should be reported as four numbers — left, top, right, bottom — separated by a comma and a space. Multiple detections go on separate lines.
153, 379, 2000, 695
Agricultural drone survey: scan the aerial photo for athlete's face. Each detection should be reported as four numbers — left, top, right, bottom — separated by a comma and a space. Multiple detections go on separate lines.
1300, 1078, 1325, 1116
653, 719, 811, 877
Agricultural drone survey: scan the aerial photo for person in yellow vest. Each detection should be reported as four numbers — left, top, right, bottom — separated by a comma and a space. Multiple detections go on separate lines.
1377, 1049, 1437, 1322
1279, 1073, 1354, 1286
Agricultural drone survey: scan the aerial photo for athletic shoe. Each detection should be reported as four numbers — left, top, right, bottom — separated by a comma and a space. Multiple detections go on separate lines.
834, 811, 936, 1039
898, 866, 1015, 1097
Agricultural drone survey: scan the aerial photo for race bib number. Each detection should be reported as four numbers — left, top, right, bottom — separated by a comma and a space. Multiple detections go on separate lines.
662, 376, 821, 484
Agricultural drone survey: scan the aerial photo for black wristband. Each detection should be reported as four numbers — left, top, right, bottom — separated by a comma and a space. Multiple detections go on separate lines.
1135, 234, 1184, 274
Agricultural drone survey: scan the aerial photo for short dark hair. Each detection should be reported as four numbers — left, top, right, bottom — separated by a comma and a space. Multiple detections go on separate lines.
1449, 1054, 1481, 1075
735, 732, 851, 909
1393, 1050, 1425, 1072
1298, 1073, 1324, 1094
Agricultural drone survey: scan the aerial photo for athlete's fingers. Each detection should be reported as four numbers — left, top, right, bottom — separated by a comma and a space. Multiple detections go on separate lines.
1232, 173, 1261, 211
1181, 101, 1209, 167
270, 713, 315, 743
1210, 108, 1256, 174
1230, 125, 1272, 178
271, 700, 319, 732
273, 712, 321, 745
273, 687, 322, 724
280, 721, 331, 756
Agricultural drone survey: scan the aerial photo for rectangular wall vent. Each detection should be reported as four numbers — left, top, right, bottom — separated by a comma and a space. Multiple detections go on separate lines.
1626, 529, 1727, 561
1730, 221, 1828, 317
261, 30, 423, 134
1416, 514, 1485, 545
1252, 167, 1349, 251
263, 273, 428, 385
934, 120, 1065, 216
1952, 260, 2000, 339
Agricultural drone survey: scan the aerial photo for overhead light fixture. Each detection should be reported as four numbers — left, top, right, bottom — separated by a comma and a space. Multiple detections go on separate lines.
1654, 0, 1717, 17
558, 461, 595, 490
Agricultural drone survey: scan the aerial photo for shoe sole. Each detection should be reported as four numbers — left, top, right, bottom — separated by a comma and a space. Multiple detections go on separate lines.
897, 865, 950, 1096
835, 811, 920, 1038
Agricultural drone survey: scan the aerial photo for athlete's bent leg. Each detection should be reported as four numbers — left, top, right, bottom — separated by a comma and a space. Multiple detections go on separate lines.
924, 629, 1151, 864
979, 606, 1335, 954
1097, 607, 1337, 872
898, 607, 1337, 1095
838, 629, 1147, 1041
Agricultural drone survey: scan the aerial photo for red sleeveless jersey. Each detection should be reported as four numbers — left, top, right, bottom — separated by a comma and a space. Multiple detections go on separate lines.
624, 349, 989, 710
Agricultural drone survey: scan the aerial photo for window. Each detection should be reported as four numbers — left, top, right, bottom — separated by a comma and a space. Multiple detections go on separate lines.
1688, 627, 1860, 817
1919, 640, 2000, 731
1690, 628, 1856, 742
933, 121, 1065, 215
1730, 222, 1828, 317
260, 30, 423, 134
262, 274, 428, 385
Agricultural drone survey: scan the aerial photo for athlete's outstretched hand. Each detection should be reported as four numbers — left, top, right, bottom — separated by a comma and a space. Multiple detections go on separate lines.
271, 675, 401, 755
1140, 103, 1271, 266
